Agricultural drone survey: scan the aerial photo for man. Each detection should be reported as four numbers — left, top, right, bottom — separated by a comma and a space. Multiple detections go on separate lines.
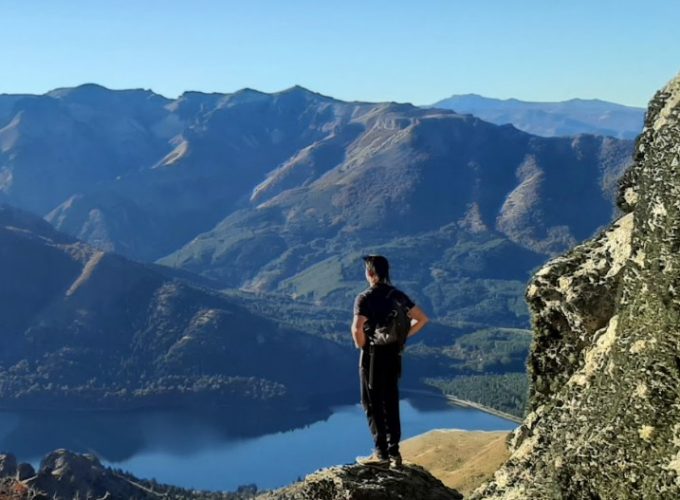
352, 255, 429, 468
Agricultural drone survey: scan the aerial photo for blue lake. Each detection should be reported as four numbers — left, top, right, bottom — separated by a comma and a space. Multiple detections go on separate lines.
0, 395, 517, 492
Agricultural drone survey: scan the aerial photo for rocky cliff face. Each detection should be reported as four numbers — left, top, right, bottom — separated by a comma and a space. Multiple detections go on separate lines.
472, 74, 680, 499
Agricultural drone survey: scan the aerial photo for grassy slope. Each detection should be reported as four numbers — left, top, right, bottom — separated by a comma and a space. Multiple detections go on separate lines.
402, 429, 511, 496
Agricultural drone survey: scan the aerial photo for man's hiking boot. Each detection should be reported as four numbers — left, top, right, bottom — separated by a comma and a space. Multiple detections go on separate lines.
389, 453, 403, 468
356, 451, 389, 466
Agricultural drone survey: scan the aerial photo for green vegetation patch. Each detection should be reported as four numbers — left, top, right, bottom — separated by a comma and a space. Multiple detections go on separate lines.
444, 327, 532, 371
280, 256, 347, 301
426, 372, 529, 418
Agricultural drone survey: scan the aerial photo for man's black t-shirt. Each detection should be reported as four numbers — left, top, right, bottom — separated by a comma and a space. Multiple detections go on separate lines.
354, 283, 415, 374
354, 283, 415, 341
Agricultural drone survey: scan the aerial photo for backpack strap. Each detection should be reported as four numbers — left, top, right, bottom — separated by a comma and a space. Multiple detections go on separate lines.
386, 287, 403, 306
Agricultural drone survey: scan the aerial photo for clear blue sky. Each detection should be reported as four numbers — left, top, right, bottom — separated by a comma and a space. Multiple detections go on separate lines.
2, 0, 678, 106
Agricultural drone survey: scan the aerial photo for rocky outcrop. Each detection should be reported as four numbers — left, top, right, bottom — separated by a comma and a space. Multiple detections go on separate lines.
0, 450, 155, 499
256, 463, 462, 500
0, 454, 18, 477
472, 74, 680, 499
0, 449, 257, 499
26, 450, 155, 499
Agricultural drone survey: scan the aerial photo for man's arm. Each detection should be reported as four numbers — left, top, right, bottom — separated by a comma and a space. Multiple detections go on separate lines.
407, 306, 429, 338
352, 314, 368, 349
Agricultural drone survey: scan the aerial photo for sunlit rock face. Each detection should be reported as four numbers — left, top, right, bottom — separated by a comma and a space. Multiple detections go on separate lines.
472, 74, 680, 499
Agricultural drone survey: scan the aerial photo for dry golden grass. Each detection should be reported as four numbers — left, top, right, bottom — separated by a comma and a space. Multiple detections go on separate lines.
401, 429, 511, 497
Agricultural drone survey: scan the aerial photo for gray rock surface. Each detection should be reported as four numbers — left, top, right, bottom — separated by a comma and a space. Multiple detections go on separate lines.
257, 463, 462, 500
0, 453, 17, 477
15, 463, 34, 481
471, 73, 680, 499
25, 449, 153, 499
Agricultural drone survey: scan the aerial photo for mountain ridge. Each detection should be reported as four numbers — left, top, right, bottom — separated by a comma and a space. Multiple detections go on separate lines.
432, 94, 644, 139
0, 203, 355, 412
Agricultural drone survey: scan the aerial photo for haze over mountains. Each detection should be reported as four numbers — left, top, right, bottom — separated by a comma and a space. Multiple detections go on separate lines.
432, 94, 644, 139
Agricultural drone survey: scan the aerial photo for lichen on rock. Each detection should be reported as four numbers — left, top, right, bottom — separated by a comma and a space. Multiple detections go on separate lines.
472, 73, 680, 499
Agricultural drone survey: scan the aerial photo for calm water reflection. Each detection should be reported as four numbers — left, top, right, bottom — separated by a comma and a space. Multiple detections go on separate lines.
0, 395, 516, 491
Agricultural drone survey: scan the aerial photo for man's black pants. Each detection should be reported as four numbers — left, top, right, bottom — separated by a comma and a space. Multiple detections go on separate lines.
360, 345, 401, 457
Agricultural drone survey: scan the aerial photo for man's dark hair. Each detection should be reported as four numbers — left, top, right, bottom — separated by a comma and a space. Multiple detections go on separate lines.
363, 255, 391, 284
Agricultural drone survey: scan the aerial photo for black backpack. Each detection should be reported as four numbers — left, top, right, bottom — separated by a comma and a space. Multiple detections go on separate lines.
371, 288, 411, 349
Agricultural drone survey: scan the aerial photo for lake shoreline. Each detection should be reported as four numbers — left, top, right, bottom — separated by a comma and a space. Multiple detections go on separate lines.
401, 388, 523, 425
0, 394, 518, 493
444, 396, 523, 424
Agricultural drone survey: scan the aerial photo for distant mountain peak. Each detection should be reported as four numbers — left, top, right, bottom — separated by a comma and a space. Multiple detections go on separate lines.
278, 84, 314, 94
228, 87, 268, 101
51, 82, 109, 93
47, 83, 114, 99
440, 94, 640, 108
275, 85, 339, 102
47, 83, 168, 104
178, 90, 228, 98
432, 94, 645, 139
235, 87, 267, 95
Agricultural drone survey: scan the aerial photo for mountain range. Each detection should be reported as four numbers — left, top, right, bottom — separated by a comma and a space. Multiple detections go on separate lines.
431, 94, 644, 139
0, 84, 638, 414
0, 85, 633, 324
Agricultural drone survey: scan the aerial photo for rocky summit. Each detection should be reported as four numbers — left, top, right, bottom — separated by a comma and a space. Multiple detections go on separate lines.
256, 463, 462, 500
471, 74, 680, 499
